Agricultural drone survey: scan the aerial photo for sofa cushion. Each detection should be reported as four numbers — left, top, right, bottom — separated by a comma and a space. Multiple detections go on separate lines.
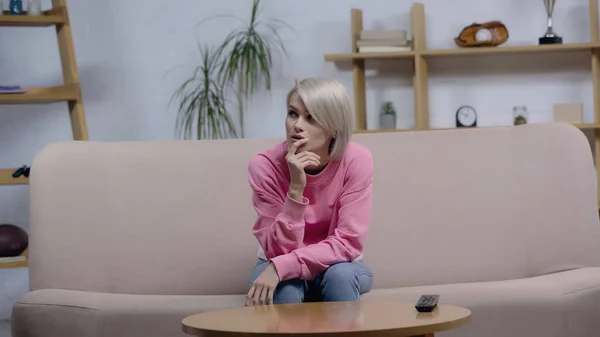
12, 267, 600, 337
362, 267, 600, 337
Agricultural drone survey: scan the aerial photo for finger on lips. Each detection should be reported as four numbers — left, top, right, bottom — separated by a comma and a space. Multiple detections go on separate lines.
289, 138, 308, 153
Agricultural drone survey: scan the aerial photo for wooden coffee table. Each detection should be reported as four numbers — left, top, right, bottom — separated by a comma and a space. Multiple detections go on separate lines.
182, 301, 471, 337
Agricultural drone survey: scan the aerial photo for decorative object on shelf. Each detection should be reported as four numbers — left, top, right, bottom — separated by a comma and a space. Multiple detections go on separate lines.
456, 105, 477, 127
513, 106, 529, 125
380, 101, 397, 130
553, 102, 582, 123
9, 0, 22, 15
539, 0, 562, 44
0, 224, 28, 257
27, 0, 41, 16
173, 0, 291, 140
12, 165, 30, 178
0, 85, 26, 94
357, 30, 412, 53
455, 21, 509, 48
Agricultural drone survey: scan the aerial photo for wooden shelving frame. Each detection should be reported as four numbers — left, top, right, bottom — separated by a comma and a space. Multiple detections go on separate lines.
0, 0, 88, 268
0, 249, 28, 269
324, 1, 600, 207
0, 8, 64, 26
0, 0, 89, 187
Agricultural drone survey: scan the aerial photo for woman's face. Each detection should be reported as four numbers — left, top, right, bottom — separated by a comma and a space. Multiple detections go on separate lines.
285, 93, 331, 161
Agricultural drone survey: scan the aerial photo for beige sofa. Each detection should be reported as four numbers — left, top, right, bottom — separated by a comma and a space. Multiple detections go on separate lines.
11, 122, 600, 337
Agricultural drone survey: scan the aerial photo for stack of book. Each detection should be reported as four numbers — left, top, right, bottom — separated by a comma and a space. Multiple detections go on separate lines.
357, 30, 411, 53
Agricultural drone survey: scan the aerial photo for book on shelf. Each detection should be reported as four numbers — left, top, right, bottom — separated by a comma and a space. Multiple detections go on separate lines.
0, 85, 26, 94
358, 46, 412, 53
357, 29, 412, 53
0, 256, 26, 263
357, 39, 408, 47
360, 29, 407, 40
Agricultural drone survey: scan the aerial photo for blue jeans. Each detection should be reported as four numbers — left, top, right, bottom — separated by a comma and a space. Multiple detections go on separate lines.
248, 258, 373, 304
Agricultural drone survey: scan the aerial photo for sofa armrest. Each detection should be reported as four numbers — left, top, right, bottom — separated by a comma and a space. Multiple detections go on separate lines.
11, 289, 100, 337
11, 288, 244, 337
546, 267, 600, 336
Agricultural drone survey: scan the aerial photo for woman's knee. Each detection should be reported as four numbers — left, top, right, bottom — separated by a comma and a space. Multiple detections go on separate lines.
321, 261, 373, 296
274, 279, 306, 304
248, 260, 306, 304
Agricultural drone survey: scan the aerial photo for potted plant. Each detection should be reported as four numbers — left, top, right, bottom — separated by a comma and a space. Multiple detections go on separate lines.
513, 106, 528, 125
173, 0, 291, 139
380, 101, 397, 130
172, 46, 237, 139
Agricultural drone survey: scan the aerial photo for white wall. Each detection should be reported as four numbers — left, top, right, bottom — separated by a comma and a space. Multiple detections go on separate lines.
0, 0, 597, 233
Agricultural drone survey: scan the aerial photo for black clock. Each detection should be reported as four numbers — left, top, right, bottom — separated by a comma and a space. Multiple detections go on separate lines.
456, 105, 477, 127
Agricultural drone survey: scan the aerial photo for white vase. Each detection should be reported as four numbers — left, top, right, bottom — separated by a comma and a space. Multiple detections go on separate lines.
380, 113, 396, 130
27, 0, 40, 15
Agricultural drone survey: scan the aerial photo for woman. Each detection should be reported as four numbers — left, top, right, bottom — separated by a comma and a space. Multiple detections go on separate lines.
245, 78, 374, 306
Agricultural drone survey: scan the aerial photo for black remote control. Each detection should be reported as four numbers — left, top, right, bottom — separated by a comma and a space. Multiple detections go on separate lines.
415, 295, 439, 312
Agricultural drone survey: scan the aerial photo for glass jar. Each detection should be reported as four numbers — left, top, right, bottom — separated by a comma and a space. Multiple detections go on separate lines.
28, 0, 41, 15
513, 106, 528, 125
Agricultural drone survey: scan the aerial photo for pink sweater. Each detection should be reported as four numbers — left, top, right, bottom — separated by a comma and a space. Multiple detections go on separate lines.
247, 141, 374, 282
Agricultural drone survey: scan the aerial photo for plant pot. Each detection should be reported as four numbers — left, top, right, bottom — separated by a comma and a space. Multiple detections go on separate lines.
513, 106, 528, 125
514, 116, 527, 125
380, 114, 396, 130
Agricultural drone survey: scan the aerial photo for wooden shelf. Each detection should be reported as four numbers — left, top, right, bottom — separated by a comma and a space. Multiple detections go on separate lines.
0, 257, 28, 268
325, 51, 415, 61
573, 123, 600, 129
0, 249, 29, 268
354, 123, 600, 134
0, 168, 29, 185
0, 9, 65, 26
324, 43, 600, 62
0, 83, 79, 104
421, 42, 600, 57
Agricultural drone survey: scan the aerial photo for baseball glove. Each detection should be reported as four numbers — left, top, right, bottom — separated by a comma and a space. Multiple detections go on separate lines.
454, 21, 509, 48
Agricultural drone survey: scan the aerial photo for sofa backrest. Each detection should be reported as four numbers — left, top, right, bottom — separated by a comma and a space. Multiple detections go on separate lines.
27, 123, 600, 295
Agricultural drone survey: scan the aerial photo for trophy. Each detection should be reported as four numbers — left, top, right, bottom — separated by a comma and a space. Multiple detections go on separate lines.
539, 0, 563, 44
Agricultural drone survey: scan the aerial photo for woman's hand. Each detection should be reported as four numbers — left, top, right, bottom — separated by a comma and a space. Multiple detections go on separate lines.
286, 139, 320, 200
246, 263, 280, 306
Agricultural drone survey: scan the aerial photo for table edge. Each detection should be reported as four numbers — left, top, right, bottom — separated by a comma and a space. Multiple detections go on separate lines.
182, 308, 471, 337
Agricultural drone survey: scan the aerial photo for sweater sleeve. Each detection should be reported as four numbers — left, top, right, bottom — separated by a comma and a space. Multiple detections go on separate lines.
248, 154, 306, 259
270, 148, 374, 281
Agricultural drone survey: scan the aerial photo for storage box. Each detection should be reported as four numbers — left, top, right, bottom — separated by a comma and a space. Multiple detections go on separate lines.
553, 103, 583, 123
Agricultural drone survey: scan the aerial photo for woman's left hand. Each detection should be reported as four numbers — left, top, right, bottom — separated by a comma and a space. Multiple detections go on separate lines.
246, 263, 280, 306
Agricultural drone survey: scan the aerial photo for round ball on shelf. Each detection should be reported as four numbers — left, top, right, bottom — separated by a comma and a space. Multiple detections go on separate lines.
475, 28, 493, 42
0, 224, 28, 257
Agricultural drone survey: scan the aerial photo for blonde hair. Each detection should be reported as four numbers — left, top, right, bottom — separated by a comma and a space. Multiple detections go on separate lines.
286, 78, 354, 161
